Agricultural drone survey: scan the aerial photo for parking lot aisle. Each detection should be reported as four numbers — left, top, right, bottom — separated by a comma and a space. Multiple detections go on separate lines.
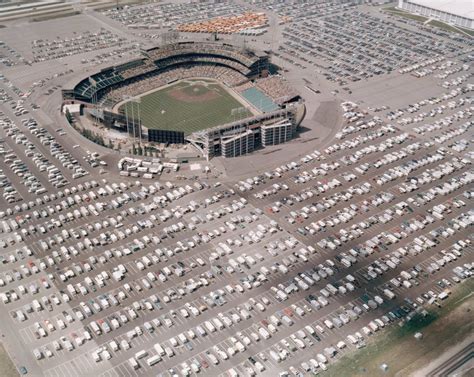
101, 363, 129, 377
1, 128, 58, 192
19, 327, 34, 344
43, 366, 61, 377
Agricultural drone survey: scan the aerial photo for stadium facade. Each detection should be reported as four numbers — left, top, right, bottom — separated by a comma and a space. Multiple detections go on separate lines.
398, 0, 474, 30
189, 107, 299, 159
62, 41, 302, 159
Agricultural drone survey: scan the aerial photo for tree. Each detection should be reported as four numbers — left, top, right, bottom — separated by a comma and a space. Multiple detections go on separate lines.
65, 108, 73, 125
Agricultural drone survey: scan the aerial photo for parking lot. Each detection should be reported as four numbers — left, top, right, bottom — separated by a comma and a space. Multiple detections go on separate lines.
0, 1, 473, 377
0, 73, 472, 376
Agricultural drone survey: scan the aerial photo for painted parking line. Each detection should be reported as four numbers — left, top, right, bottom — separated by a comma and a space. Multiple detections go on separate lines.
55, 363, 75, 377
112, 363, 131, 377
44, 366, 60, 377
70, 356, 90, 375
19, 328, 33, 344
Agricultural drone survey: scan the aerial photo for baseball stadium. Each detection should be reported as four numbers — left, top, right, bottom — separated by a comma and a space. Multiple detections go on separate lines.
62, 42, 303, 158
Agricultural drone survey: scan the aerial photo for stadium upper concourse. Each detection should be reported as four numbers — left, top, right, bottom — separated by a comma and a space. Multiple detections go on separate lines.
62, 41, 303, 158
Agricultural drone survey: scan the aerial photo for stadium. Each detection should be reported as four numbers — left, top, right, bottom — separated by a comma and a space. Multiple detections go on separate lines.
62, 41, 303, 158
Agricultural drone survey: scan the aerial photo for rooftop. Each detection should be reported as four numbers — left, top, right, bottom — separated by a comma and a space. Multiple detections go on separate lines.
406, 0, 474, 20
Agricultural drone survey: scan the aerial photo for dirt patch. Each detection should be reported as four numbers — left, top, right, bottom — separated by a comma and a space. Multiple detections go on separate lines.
168, 84, 220, 103
0, 342, 18, 377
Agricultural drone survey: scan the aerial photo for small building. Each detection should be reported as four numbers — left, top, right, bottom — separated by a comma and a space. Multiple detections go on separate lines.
62, 104, 82, 116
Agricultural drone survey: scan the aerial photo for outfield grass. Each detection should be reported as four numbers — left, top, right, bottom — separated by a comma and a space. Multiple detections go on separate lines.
120, 79, 252, 135
319, 279, 474, 377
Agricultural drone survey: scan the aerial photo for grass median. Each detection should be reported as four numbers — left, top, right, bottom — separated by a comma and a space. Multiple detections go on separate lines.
427, 20, 474, 37
383, 7, 428, 23
383, 7, 474, 37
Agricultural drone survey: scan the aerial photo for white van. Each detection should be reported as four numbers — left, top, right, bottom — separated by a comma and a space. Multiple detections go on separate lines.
128, 357, 139, 369
153, 343, 165, 356
146, 355, 161, 366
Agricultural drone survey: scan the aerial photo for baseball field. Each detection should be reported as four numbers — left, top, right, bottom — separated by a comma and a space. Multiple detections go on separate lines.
120, 79, 252, 135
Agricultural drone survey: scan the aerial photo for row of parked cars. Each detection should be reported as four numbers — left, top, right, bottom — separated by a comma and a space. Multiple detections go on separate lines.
207, 92, 474, 375
23, 207, 305, 370
22, 117, 88, 180
2, 67, 471, 377
386, 83, 472, 122
277, 4, 470, 84
1, 181, 210, 298
279, 245, 473, 376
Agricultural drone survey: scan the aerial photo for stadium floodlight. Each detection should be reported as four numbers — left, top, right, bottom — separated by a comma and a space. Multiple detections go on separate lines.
121, 95, 138, 145
122, 95, 131, 137
128, 96, 142, 147
231, 106, 246, 122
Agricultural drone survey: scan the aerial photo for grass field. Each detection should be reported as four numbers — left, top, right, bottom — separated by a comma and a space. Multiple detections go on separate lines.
120, 79, 252, 135
383, 7, 428, 22
427, 20, 474, 37
319, 279, 474, 377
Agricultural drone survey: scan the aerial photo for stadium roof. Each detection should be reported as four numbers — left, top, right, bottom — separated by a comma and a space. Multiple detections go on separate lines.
407, 0, 474, 21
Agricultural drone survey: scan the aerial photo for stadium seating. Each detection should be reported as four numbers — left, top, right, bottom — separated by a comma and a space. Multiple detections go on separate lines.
69, 42, 266, 107
102, 63, 248, 108
255, 76, 299, 105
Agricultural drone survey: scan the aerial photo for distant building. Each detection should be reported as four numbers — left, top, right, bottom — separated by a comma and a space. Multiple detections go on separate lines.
398, 0, 474, 30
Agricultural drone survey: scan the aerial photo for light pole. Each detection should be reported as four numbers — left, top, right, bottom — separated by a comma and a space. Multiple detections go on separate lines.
129, 96, 142, 150
130, 97, 136, 145
122, 95, 130, 136
89, 77, 98, 126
